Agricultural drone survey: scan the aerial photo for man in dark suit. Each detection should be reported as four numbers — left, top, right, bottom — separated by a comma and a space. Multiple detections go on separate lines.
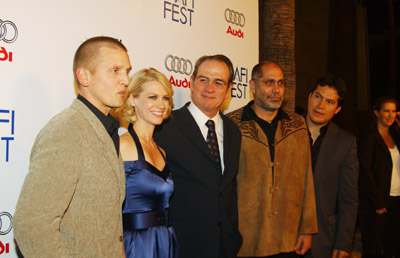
305, 75, 359, 258
155, 54, 242, 258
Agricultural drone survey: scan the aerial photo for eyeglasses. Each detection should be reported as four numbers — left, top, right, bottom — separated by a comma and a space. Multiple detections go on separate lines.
254, 79, 285, 87
195, 76, 228, 90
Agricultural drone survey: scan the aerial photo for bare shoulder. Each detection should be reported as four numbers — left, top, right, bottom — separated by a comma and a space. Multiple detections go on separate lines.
120, 132, 138, 161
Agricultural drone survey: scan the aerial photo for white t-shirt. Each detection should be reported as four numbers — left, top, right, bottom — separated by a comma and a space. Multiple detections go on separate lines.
389, 144, 400, 196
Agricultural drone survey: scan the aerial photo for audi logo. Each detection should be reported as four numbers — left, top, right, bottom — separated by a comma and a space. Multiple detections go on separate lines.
224, 9, 245, 27
0, 19, 18, 43
0, 212, 12, 235
165, 55, 193, 76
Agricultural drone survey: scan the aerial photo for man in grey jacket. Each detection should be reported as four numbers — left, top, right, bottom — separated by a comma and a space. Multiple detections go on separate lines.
305, 75, 358, 258
13, 36, 132, 257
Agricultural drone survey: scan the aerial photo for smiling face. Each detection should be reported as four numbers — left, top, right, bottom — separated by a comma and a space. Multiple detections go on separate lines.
374, 101, 397, 128
307, 85, 342, 127
130, 81, 170, 127
190, 60, 231, 118
78, 47, 132, 115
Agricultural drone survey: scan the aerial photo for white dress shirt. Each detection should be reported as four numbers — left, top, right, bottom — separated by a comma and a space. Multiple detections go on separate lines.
187, 102, 225, 173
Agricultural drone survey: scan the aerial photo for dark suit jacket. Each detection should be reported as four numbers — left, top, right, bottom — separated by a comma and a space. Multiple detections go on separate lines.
358, 125, 400, 210
357, 125, 400, 253
310, 122, 359, 257
154, 103, 242, 258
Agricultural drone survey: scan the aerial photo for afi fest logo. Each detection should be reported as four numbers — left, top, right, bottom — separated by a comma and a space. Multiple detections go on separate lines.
0, 212, 13, 255
0, 19, 18, 62
232, 67, 249, 99
164, 0, 195, 26
165, 54, 192, 89
225, 8, 245, 39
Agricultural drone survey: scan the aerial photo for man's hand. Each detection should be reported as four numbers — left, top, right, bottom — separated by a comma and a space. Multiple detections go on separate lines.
294, 234, 312, 255
332, 249, 350, 258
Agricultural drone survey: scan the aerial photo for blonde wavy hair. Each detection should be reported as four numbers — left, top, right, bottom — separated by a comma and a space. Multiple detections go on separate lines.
115, 68, 174, 123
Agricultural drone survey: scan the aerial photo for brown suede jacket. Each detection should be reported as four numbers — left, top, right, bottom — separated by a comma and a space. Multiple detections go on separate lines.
227, 103, 317, 256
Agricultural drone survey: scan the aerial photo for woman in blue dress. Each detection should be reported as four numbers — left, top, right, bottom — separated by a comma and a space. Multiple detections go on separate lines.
115, 68, 178, 258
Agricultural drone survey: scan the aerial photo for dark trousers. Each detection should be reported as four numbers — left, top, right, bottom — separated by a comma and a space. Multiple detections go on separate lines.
383, 196, 400, 258
361, 196, 400, 258
239, 252, 297, 258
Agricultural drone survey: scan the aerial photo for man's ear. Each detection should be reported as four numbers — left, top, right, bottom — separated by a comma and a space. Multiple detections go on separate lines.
224, 82, 234, 100
249, 79, 256, 94
190, 75, 195, 93
76, 67, 90, 87
335, 106, 342, 115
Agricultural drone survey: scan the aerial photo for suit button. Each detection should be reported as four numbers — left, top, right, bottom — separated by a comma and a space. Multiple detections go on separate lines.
119, 236, 123, 242
274, 211, 278, 215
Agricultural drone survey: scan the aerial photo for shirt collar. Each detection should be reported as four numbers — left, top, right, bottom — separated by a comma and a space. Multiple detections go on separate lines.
241, 100, 289, 123
187, 102, 221, 130
319, 123, 329, 136
77, 94, 120, 135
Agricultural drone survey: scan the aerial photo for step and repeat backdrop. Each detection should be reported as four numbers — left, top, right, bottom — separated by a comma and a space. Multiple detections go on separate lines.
0, 0, 258, 256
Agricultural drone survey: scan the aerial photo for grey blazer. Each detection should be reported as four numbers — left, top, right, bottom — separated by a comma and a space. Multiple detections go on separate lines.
14, 99, 125, 258
310, 122, 359, 257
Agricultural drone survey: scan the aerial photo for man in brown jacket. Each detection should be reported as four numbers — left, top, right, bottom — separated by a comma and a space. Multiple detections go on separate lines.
227, 61, 317, 258
13, 36, 132, 257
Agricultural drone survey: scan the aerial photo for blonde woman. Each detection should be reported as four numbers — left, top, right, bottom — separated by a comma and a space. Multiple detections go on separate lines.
115, 68, 177, 258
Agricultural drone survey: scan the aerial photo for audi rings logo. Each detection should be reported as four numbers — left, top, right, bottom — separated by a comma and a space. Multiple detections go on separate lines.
165, 55, 193, 76
224, 9, 245, 27
0, 19, 18, 43
0, 212, 12, 235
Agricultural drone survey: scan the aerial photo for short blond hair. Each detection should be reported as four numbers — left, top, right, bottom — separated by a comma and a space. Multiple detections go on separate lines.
115, 68, 174, 123
73, 36, 127, 86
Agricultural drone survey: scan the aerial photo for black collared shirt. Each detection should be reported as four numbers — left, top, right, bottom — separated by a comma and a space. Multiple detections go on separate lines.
77, 95, 120, 156
241, 100, 290, 161
309, 123, 328, 171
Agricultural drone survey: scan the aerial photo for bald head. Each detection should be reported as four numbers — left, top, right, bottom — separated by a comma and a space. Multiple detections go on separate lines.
251, 61, 283, 81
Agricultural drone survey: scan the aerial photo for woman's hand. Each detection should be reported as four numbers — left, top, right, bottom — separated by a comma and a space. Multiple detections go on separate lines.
395, 111, 400, 126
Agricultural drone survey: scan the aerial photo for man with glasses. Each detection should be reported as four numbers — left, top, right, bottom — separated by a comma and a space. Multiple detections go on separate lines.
227, 61, 317, 258
155, 55, 242, 258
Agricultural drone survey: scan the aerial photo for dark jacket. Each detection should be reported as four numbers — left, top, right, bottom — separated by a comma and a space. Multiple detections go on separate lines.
311, 122, 359, 257
154, 103, 242, 258
358, 125, 400, 210
358, 125, 400, 253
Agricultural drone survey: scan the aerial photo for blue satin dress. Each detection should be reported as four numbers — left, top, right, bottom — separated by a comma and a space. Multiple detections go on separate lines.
122, 124, 178, 258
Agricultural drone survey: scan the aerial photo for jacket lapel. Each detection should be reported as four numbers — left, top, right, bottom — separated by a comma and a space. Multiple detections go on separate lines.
175, 105, 215, 161
373, 127, 392, 160
313, 122, 338, 187
71, 99, 124, 194
220, 114, 237, 189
